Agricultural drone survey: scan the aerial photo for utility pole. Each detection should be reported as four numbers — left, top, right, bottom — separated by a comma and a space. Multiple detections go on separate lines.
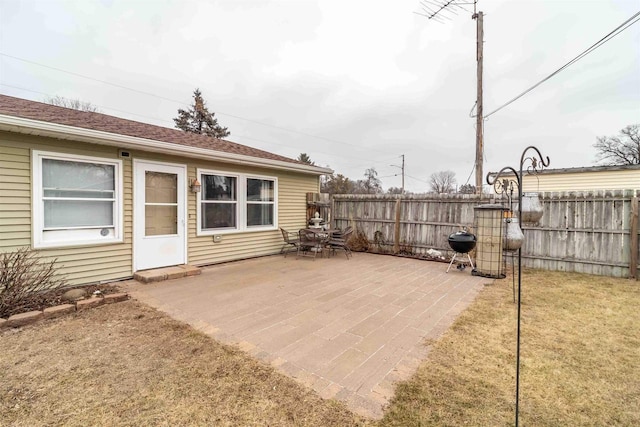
401, 154, 405, 194
473, 9, 484, 194
391, 154, 406, 194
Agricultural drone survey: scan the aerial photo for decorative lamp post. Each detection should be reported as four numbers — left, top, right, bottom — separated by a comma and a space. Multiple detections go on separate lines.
486, 146, 550, 427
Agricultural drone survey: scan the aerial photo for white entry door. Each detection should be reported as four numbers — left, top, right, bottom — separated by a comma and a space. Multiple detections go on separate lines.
134, 160, 187, 270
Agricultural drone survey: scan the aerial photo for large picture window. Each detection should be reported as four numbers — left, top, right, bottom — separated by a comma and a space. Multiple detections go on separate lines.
198, 169, 277, 234
33, 151, 123, 248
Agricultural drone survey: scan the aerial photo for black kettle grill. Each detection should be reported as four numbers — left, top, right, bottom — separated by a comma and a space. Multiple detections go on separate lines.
446, 230, 476, 273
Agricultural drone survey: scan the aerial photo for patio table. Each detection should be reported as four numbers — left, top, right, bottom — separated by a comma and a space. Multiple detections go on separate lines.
300, 228, 340, 258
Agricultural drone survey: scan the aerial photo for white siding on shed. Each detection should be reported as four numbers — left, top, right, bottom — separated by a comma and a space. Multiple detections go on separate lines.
522, 169, 640, 192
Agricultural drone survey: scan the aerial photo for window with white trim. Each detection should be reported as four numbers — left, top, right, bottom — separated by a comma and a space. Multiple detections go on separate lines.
246, 178, 275, 227
201, 174, 238, 230
198, 169, 277, 234
32, 151, 123, 248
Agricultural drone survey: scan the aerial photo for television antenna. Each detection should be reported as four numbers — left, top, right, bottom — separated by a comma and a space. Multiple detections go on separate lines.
415, 1, 484, 194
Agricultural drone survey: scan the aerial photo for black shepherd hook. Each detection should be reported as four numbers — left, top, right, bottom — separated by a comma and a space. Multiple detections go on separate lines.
486, 145, 550, 427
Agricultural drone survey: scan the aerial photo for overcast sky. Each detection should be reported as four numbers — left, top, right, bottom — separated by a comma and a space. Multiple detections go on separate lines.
1, 0, 639, 192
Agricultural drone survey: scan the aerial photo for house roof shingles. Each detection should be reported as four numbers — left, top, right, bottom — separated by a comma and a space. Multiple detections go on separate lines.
0, 94, 303, 166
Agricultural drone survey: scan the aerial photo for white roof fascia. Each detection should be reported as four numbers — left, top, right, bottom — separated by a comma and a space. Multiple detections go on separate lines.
0, 114, 333, 175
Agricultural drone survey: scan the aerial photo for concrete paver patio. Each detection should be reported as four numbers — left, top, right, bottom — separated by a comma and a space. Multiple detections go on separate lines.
124, 252, 490, 419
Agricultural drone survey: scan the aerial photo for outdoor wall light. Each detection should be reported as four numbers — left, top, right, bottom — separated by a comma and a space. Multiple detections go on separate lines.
190, 178, 201, 193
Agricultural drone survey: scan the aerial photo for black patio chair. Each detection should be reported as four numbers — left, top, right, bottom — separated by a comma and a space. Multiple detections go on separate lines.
330, 226, 353, 240
280, 228, 300, 257
328, 227, 354, 259
297, 228, 323, 260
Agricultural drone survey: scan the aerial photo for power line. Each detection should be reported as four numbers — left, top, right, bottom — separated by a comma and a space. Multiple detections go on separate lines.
0, 82, 401, 173
0, 53, 192, 106
405, 173, 431, 185
0, 52, 397, 157
484, 10, 640, 119
0, 83, 175, 126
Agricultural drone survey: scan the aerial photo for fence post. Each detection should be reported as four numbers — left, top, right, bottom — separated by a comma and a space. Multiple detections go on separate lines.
630, 196, 638, 280
330, 194, 335, 228
394, 197, 401, 254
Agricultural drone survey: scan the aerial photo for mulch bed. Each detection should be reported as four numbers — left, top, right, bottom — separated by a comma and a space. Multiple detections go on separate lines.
3, 284, 121, 318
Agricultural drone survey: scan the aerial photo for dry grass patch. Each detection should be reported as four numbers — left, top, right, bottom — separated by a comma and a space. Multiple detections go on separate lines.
2, 269, 638, 427
380, 270, 640, 426
0, 300, 369, 427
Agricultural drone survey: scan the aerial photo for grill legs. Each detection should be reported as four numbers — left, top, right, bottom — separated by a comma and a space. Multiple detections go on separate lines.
446, 252, 475, 273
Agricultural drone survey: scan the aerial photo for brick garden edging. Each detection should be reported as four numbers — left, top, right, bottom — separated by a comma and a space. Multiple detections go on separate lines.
0, 293, 129, 329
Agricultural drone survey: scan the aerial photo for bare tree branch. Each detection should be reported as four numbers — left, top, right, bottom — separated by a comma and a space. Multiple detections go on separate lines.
45, 95, 100, 112
429, 170, 456, 193
593, 124, 640, 165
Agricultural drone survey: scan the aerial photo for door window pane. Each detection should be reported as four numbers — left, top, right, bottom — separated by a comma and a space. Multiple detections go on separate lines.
145, 205, 177, 236
145, 172, 177, 203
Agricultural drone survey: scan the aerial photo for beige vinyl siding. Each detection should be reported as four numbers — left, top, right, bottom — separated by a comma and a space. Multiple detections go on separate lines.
182, 162, 319, 266
0, 144, 31, 247
0, 131, 133, 286
522, 169, 640, 192
94, 150, 320, 266
94, 149, 319, 267
0, 131, 321, 284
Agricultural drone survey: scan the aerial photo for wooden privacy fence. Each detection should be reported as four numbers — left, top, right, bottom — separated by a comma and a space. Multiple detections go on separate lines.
330, 191, 640, 279
522, 190, 638, 278
331, 193, 494, 255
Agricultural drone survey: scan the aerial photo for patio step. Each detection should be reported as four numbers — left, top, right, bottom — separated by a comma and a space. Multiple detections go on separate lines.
133, 264, 201, 284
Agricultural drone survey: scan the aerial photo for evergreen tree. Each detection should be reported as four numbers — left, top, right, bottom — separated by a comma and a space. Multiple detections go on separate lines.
297, 153, 314, 165
174, 88, 230, 138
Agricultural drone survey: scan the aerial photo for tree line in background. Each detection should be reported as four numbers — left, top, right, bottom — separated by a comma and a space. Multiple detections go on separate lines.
319, 167, 477, 195
45, 95, 101, 112
316, 123, 639, 195
321, 168, 384, 195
